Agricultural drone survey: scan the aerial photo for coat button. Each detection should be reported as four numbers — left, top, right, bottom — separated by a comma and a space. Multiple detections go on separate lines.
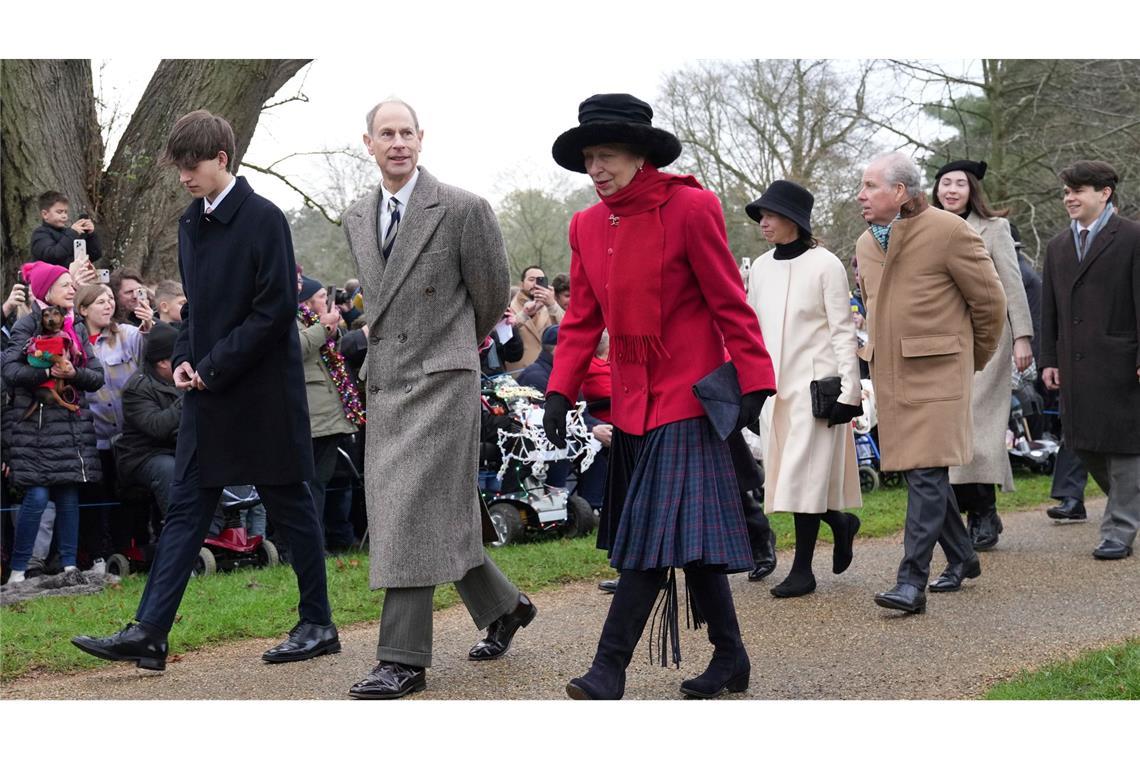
622, 385, 629, 393
405, 384, 413, 393
425, 286, 435, 296
397, 333, 408, 343
607, 248, 614, 255
370, 335, 380, 345
1072, 318, 1081, 325
1075, 353, 1083, 361
369, 385, 380, 394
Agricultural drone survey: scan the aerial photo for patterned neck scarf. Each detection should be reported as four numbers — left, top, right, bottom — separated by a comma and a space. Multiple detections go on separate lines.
868, 212, 901, 254
297, 305, 365, 427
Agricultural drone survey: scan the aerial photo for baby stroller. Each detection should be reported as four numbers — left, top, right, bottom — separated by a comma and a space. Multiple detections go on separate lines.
479, 374, 599, 546
1007, 363, 1058, 475
852, 378, 902, 492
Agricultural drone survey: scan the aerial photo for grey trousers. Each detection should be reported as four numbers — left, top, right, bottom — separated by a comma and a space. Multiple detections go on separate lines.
899, 467, 974, 588
377, 551, 519, 668
1075, 450, 1140, 547
1051, 444, 1089, 502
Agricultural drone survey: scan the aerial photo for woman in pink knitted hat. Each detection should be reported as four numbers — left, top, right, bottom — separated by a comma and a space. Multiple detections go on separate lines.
2, 262, 105, 585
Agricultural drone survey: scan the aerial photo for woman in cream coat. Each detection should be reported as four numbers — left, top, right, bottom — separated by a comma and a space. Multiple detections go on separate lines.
932, 159, 1034, 563
745, 181, 863, 598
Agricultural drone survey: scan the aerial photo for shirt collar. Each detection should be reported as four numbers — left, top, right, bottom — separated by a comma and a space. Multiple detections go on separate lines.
381, 168, 419, 209
204, 175, 237, 215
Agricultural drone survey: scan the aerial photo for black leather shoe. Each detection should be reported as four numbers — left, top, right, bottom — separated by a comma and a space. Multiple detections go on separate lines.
262, 621, 341, 663
598, 578, 619, 593
770, 571, 816, 598
1047, 498, 1087, 521
928, 555, 982, 592
468, 593, 537, 661
71, 622, 168, 671
748, 531, 778, 581
972, 508, 1002, 551
1092, 539, 1133, 560
348, 661, 426, 700
874, 583, 926, 613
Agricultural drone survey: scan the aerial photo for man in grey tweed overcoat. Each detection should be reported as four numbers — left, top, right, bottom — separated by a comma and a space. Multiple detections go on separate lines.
342, 99, 537, 699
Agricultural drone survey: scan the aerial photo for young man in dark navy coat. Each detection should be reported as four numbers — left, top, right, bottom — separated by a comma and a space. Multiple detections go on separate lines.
72, 110, 338, 671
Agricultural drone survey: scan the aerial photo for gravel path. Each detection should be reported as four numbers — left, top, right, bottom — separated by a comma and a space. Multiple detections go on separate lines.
4, 498, 1137, 700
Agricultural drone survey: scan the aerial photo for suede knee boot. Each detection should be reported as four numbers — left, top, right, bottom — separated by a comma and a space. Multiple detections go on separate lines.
567, 568, 666, 700
679, 569, 750, 699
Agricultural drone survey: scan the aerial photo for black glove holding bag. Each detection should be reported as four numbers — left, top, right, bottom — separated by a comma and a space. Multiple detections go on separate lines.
827, 401, 863, 428
543, 392, 573, 448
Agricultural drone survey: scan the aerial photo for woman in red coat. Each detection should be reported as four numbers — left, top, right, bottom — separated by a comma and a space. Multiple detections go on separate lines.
544, 94, 776, 699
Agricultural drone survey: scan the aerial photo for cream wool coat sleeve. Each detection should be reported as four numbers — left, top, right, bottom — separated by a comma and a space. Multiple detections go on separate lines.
748, 247, 862, 514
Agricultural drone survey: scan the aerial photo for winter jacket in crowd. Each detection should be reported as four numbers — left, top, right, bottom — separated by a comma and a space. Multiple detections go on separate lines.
30, 222, 103, 266
114, 364, 183, 482
1, 303, 104, 487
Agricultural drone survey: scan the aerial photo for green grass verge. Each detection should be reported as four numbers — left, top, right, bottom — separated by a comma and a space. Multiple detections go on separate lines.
0, 472, 1098, 681
985, 639, 1140, 699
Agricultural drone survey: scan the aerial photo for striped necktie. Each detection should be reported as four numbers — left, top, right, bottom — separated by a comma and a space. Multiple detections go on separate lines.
1077, 228, 1089, 262
383, 197, 401, 259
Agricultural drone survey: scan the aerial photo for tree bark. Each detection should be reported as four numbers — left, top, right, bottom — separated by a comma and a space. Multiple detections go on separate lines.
1, 60, 102, 285
99, 59, 310, 279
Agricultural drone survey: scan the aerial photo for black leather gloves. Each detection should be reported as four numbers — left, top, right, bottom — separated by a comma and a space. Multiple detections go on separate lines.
737, 390, 773, 434
827, 401, 864, 428
543, 392, 573, 448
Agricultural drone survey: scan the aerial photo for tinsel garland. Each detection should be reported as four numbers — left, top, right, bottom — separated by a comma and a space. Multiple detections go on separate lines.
298, 305, 366, 427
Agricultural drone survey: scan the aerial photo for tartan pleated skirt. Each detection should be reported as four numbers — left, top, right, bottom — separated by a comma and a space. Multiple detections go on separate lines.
598, 416, 752, 573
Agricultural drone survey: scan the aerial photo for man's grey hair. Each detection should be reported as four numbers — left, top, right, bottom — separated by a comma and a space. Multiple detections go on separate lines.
364, 98, 421, 135
873, 151, 924, 198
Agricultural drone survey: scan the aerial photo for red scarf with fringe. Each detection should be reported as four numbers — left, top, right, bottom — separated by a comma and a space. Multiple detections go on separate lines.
599, 165, 701, 364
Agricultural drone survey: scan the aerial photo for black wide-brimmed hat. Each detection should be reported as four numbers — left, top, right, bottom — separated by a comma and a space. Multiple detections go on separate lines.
552, 93, 682, 173
745, 180, 814, 236
934, 159, 987, 186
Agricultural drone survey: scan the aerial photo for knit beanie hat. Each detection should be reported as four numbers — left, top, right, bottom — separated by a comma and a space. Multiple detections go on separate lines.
298, 275, 323, 303
145, 320, 179, 364
20, 262, 70, 302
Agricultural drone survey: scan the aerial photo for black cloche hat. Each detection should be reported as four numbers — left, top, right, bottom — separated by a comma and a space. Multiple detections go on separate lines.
552, 93, 682, 173
745, 180, 814, 236
934, 159, 988, 186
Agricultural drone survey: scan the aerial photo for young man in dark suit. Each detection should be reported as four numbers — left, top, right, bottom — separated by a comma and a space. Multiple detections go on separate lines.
1041, 160, 1140, 560
72, 110, 338, 671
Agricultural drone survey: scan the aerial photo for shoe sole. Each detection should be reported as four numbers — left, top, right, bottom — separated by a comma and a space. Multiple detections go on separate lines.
680, 673, 750, 699
71, 638, 166, 671
927, 581, 961, 593
261, 640, 342, 664
566, 682, 593, 700
1093, 549, 1133, 560
874, 597, 925, 614
1048, 516, 1087, 522
348, 679, 426, 700
467, 604, 538, 661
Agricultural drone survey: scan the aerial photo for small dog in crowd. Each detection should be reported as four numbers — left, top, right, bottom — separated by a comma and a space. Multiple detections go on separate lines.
21, 305, 81, 420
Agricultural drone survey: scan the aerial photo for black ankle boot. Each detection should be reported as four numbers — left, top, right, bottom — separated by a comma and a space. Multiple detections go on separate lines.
567, 569, 665, 700
679, 569, 750, 699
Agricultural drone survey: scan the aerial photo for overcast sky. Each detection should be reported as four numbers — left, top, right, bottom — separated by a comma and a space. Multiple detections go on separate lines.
93, 56, 695, 213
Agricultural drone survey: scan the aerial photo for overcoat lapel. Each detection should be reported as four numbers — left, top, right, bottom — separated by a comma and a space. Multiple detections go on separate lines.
345, 187, 385, 317
370, 169, 445, 322
1076, 214, 1119, 279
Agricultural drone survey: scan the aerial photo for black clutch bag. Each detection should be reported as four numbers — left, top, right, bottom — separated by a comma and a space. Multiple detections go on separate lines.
692, 361, 742, 441
810, 376, 842, 419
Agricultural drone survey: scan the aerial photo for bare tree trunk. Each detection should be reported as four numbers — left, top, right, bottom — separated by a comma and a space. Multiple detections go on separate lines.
1, 60, 102, 285
99, 59, 310, 279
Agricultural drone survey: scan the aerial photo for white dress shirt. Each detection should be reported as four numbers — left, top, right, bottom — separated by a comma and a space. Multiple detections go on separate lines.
204, 175, 237, 215
380, 169, 420, 234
